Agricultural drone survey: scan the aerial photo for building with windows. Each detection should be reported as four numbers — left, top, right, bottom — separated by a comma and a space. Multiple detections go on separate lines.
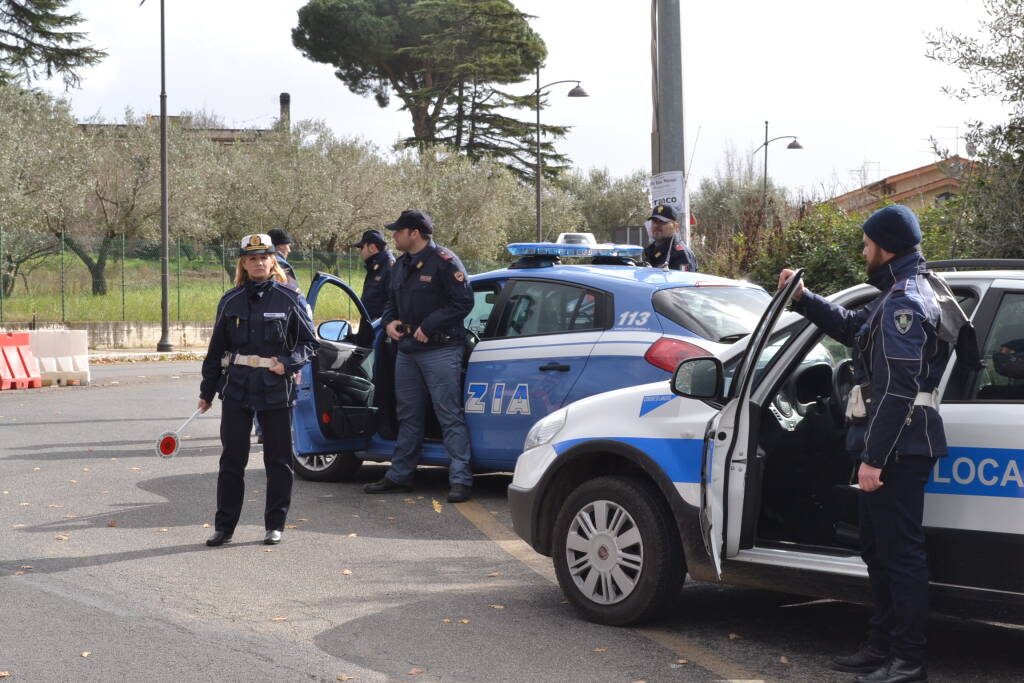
831, 156, 972, 213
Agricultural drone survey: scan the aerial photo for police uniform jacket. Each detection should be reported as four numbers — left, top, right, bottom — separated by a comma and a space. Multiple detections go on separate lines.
792, 251, 950, 468
644, 233, 699, 271
380, 240, 473, 354
360, 249, 395, 320
200, 278, 317, 410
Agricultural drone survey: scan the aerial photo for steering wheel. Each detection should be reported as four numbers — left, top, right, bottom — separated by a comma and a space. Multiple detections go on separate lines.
832, 359, 856, 422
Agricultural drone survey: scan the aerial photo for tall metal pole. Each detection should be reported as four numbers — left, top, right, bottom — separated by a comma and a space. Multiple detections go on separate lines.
156, 0, 173, 351
652, 0, 688, 242
762, 120, 769, 231
0, 222, 4, 323
535, 67, 542, 242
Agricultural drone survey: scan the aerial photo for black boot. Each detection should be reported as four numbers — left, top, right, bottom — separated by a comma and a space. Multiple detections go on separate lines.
205, 530, 233, 547
831, 645, 890, 673
854, 658, 927, 683
363, 477, 413, 494
447, 484, 472, 503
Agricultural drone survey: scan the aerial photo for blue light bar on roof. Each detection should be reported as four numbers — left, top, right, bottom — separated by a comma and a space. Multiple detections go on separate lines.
592, 243, 644, 258
506, 242, 592, 257
506, 242, 645, 259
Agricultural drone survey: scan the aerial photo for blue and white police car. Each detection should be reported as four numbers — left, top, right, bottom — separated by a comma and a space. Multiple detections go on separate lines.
290, 242, 770, 480
508, 260, 1024, 625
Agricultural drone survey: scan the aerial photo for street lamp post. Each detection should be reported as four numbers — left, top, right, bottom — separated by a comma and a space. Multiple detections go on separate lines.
532, 69, 588, 241
751, 120, 802, 230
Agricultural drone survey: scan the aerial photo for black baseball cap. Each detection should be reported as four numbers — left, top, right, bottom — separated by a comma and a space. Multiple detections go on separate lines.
648, 204, 679, 222
351, 229, 386, 249
385, 209, 433, 235
267, 227, 293, 245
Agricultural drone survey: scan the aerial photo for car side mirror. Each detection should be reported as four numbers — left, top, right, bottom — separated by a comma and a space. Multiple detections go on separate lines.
485, 292, 497, 304
671, 356, 724, 400
318, 320, 351, 342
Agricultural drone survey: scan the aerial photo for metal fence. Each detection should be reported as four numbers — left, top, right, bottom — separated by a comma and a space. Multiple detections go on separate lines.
0, 229, 503, 323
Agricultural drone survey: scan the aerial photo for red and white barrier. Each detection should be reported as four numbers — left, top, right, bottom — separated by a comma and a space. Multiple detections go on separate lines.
0, 332, 42, 390
28, 329, 90, 386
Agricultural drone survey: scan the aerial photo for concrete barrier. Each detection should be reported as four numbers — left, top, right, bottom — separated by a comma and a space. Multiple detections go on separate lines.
29, 329, 90, 386
0, 332, 42, 390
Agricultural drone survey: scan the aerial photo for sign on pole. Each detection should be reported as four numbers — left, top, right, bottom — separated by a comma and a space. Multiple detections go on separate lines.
646, 170, 690, 243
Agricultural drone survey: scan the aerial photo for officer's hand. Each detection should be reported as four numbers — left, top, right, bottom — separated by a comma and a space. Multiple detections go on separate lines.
413, 326, 429, 343
778, 268, 805, 300
197, 399, 212, 413
386, 320, 405, 341
268, 357, 286, 376
858, 462, 884, 492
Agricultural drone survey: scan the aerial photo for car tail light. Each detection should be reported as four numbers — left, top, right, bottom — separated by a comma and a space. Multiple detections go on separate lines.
644, 337, 709, 373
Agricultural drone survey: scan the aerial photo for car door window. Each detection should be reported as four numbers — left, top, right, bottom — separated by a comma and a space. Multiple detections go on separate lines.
466, 286, 499, 337
972, 292, 1024, 401
493, 280, 605, 338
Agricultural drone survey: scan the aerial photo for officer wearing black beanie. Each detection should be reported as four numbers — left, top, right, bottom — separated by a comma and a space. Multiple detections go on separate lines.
779, 205, 947, 683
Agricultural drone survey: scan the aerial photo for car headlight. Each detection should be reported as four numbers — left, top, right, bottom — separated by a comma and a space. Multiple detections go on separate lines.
523, 408, 568, 451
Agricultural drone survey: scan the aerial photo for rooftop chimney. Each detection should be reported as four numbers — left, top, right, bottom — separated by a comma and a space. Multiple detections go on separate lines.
279, 92, 291, 131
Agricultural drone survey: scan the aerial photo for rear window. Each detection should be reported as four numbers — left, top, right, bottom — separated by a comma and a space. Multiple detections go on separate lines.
652, 286, 771, 343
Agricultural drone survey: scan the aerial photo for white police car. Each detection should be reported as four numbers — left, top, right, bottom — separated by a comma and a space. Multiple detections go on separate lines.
508, 260, 1024, 625
290, 242, 770, 480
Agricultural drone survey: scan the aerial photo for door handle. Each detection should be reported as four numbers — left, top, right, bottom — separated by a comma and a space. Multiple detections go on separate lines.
539, 363, 571, 372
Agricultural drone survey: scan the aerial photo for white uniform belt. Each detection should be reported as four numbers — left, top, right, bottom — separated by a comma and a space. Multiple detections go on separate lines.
913, 390, 938, 408
221, 353, 275, 369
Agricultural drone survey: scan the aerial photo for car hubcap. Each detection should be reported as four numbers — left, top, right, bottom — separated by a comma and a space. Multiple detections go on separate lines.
297, 453, 336, 472
565, 499, 644, 605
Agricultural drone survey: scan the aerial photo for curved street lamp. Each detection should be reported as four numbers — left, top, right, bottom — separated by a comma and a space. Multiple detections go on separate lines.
751, 120, 803, 230
532, 69, 588, 241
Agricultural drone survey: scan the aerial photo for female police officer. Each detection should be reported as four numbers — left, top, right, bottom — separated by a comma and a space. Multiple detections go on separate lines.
197, 233, 317, 546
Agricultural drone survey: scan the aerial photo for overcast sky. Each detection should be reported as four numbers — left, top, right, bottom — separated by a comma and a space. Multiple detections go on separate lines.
43, 0, 1008, 198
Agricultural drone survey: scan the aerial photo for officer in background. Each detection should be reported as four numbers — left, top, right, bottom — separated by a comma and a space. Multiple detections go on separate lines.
643, 204, 698, 271
363, 210, 475, 503
350, 228, 395, 320
780, 206, 947, 683
268, 228, 299, 290
198, 234, 317, 547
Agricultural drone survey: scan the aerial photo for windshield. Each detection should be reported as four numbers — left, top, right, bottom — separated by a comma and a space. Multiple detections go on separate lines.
653, 286, 771, 342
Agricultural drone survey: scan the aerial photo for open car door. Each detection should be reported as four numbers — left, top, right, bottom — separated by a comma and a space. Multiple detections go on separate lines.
292, 273, 376, 474
700, 269, 804, 578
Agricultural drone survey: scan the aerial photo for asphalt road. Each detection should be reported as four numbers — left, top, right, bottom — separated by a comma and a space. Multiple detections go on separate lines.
1, 362, 1020, 682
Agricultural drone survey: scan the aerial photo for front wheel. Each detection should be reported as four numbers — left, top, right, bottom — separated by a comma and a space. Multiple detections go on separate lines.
293, 451, 362, 482
552, 476, 684, 625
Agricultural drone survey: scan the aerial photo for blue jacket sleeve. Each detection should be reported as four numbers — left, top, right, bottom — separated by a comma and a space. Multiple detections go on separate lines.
420, 259, 474, 335
792, 290, 868, 347
862, 296, 928, 467
277, 292, 318, 374
199, 297, 231, 402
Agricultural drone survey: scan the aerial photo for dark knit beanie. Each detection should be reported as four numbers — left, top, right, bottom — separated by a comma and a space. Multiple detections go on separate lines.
861, 205, 921, 254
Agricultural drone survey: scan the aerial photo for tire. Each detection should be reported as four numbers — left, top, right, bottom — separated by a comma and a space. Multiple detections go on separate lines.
552, 476, 684, 625
293, 451, 362, 482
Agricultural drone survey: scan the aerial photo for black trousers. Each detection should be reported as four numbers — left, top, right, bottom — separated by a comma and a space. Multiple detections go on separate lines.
859, 453, 933, 664
215, 398, 293, 533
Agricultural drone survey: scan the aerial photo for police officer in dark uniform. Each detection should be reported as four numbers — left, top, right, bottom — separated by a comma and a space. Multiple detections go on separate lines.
198, 234, 317, 547
643, 204, 698, 271
268, 227, 299, 290
362, 210, 475, 503
780, 206, 947, 683
350, 228, 395, 320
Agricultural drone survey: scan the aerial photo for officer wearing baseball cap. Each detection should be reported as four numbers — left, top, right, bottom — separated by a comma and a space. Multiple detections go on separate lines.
198, 233, 317, 547
643, 204, 698, 272
350, 228, 395, 320
267, 228, 299, 290
363, 209, 475, 503
779, 205, 953, 683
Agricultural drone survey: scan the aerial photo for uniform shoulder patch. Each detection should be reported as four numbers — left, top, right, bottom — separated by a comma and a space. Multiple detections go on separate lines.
674, 244, 684, 251
454, 270, 465, 282
436, 248, 454, 261
893, 308, 915, 335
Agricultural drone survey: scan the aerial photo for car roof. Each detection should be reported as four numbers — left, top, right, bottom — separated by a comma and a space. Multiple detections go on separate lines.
472, 263, 765, 292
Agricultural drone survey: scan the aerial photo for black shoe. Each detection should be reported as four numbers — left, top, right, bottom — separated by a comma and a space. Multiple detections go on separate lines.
205, 531, 233, 547
257, 435, 264, 444
363, 477, 413, 494
854, 658, 927, 683
831, 645, 890, 673
447, 484, 472, 503
264, 530, 282, 545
